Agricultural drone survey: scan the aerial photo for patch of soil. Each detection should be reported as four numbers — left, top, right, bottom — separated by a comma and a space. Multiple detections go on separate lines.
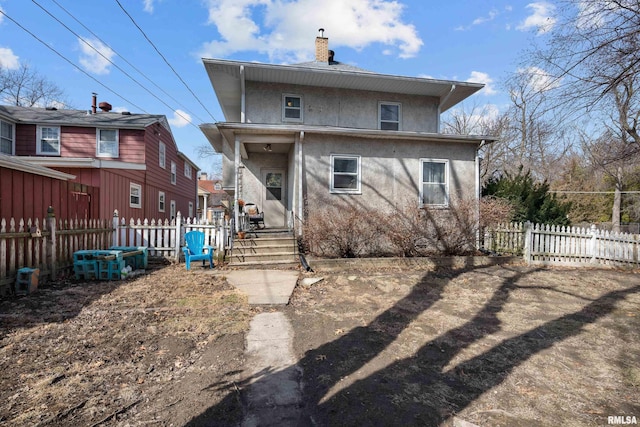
0, 261, 251, 427
286, 264, 640, 426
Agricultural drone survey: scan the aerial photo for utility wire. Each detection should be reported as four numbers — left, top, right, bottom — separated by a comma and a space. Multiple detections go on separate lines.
31, 0, 200, 130
49, 0, 207, 124
114, 0, 218, 122
0, 8, 148, 113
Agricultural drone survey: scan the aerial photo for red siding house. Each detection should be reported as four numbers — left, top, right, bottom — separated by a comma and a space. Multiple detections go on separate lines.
0, 101, 199, 221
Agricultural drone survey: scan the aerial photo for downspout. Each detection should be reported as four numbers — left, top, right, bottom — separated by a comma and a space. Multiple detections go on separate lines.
437, 84, 456, 132
297, 131, 304, 236
240, 65, 246, 124
234, 136, 240, 233
475, 139, 486, 249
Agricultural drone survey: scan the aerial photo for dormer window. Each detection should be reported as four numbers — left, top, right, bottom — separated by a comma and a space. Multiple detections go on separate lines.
1, 119, 14, 155
379, 102, 401, 131
37, 126, 60, 155
283, 94, 303, 122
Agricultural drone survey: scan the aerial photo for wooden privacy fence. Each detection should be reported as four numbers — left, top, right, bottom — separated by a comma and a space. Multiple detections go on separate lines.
1, 209, 230, 296
482, 222, 640, 267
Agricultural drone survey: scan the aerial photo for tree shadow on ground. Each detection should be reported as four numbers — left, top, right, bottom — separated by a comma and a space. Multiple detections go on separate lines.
187, 262, 640, 426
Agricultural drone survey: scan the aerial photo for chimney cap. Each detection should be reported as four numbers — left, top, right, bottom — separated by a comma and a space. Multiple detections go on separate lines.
318, 28, 325, 37
98, 102, 112, 112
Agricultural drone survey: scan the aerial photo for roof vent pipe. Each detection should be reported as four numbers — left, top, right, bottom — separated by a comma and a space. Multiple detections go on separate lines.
91, 92, 97, 114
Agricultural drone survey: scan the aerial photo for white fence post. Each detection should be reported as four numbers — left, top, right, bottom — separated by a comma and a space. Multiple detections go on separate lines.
112, 210, 119, 246
524, 221, 532, 265
45, 206, 57, 280
174, 211, 182, 263
590, 224, 597, 264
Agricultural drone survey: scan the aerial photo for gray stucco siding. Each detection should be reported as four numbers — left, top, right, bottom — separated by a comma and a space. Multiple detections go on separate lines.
302, 134, 477, 212
244, 81, 439, 132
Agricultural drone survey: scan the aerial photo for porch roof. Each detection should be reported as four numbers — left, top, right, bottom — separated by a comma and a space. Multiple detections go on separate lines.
202, 58, 483, 122
200, 122, 495, 155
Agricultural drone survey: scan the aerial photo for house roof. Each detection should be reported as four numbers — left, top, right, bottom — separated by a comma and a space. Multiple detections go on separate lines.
202, 58, 484, 122
0, 105, 166, 129
201, 122, 495, 157
0, 153, 76, 180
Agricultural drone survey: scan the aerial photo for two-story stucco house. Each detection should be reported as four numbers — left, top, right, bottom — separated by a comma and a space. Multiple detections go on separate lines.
200, 36, 493, 232
0, 96, 199, 221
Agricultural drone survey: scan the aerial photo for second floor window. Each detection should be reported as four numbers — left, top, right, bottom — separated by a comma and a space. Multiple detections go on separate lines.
37, 126, 60, 155
97, 129, 118, 157
159, 142, 166, 168
283, 94, 302, 122
171, 161, 177, 185
379, 102, 401, 131
1, 120, 13, 155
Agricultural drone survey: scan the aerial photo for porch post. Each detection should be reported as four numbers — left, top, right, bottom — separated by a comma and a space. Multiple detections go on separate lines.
234, 136, 240, 233
297, 131, 304, 236
202, 194, 208, 222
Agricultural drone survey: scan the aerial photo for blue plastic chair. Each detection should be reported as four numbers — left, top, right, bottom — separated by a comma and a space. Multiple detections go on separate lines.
182, 231, 214, 270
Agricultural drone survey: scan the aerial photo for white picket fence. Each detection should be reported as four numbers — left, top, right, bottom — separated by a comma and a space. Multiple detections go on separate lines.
483, 222, 640, 267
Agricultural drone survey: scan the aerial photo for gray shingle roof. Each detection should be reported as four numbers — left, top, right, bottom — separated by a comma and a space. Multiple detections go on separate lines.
293, 60, 373, 73
0, 105, 163, 128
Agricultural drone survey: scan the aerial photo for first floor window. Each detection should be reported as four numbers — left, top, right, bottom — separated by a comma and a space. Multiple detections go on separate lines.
171, 161, 177, 185
420, 159, 448, 206
1, 120, 13, 154
97, 129, 118, 157
379, 102, 401, 131
158, 191, 165, 212
330, 154, 361, 194
37, 126, 60, 155
188, 202, 194, 218
130, 183, 142, 208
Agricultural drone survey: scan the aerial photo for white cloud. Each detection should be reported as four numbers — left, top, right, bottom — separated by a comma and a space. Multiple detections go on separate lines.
0, 47, 19, 70
169, 110, 191, 128
517, 66, 561, 93
469, 71, 497, 95
517, 2, 556, 34
143, 0, 155, 13
472, 9, 498, 26
198, 0, 423, 62
78, 37, 115, 75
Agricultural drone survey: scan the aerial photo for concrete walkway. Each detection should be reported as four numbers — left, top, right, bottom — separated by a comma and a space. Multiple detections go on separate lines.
223, 270, 299, 305
242, 312, 303, 426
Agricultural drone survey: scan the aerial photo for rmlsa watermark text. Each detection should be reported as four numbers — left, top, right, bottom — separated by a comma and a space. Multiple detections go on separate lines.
608, 416, 638, 425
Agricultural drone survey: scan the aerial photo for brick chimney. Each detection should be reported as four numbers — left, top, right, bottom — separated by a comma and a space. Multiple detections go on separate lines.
91, 92, 97, 114
315, 28, 329, 63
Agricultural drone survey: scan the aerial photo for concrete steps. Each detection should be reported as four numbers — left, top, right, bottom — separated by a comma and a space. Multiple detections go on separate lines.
229, 232, 299, 267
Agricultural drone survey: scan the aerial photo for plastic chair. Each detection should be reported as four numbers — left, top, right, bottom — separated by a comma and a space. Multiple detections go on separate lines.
182, 230, 214, 270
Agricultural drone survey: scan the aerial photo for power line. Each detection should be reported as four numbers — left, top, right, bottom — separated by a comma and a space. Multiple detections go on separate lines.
48, 0, 207, 124
114, 0, 218, 123
31, 0, 201, 131
0, 8, 148, 113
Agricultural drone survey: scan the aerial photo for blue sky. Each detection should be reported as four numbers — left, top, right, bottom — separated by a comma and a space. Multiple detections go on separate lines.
0, 0, 558, 176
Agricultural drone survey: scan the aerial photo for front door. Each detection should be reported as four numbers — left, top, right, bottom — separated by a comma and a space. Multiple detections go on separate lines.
262, 169, 286, 228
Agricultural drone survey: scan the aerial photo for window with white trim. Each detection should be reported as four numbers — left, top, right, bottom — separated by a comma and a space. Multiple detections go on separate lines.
184, 162, 192, 179
330, 154, 361, 194
420, 159, 449, 206
158, 191, 165, 212
282, 94, 302, 122
97, 128, 118, 157
188, 202, 194, 218
159, 142, 166, 168
379, 102, 401, 131
170, 200, 176, 219
171, 161, 177, 185
130, 183, 142, 208
37, 126, 60, 155
1, 119, 14, 155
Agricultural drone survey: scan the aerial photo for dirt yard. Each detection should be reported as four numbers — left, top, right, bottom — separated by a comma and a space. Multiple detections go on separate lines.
1, 260, 639, 426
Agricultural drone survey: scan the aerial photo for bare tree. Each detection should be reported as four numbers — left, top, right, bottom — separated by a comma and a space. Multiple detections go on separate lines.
0, 63, 67, 107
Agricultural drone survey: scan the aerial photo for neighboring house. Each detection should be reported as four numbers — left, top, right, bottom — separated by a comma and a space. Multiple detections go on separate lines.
200, 35, 494, 231
0, 97, 199, 221
197, 176, 229, 221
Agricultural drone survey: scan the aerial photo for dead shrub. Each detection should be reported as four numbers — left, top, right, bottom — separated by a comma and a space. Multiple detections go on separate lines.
480, 196, 514, 229
302, 199, 387, 258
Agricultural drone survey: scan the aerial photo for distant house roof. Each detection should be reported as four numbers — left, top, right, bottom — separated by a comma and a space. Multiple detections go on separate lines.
198, 179, 226, 194
202, 57, 483, 122
0, 105, 167, 130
